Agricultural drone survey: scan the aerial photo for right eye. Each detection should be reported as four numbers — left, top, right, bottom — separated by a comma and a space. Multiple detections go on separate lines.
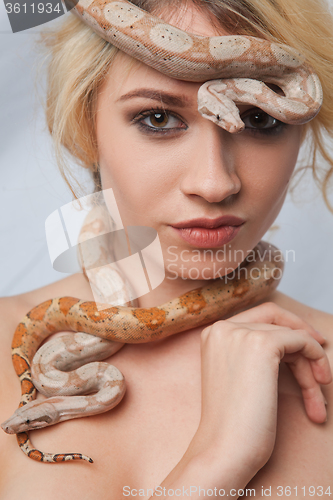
244, 109, 280, 128
143, 112, 173, 129
133, 108, 187, 133
241, 108, 285, 134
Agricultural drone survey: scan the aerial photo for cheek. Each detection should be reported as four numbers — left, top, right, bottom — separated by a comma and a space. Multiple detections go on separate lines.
96, 112, 183, 210
96, 121, 178, 226
239, 131, 301, 202
96, 111, 143, 200
99, 143, 175, 201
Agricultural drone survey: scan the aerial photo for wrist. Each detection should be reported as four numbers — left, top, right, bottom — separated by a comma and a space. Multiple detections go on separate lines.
152, 436, 258, 499
181, 439, 257, 491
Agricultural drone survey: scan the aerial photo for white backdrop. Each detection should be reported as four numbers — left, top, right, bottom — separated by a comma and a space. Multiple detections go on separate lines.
0, 4, 332, 313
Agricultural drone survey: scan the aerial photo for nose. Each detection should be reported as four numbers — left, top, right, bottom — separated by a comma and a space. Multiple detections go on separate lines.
180, 121, 241, 204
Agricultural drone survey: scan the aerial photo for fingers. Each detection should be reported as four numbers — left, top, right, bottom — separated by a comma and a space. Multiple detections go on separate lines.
286, 356, 328, 423
202, 319, 331, 426
234, 323, 331, 422
213, 321, 331, 385
310, 356, 333, 385
263, 327, 331, 382
231, 302, 325, 344
275, 329, 331, 423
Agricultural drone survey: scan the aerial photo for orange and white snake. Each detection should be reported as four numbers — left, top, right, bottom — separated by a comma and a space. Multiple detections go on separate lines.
70, 0, 323, 132
1, 0, 323, 464
2, 241, 284, 463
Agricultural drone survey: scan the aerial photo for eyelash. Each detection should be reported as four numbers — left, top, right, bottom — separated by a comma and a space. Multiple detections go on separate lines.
241, 109, 286, 136
132, 107, 287, 136
132, 108, 187, 135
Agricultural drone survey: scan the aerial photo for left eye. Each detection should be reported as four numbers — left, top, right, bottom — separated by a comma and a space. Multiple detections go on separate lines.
242, 109, 281, 129
142, 111, 183, 129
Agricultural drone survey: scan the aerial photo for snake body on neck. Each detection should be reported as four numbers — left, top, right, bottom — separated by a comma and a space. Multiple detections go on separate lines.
1, 0, 323, 464
2, 242, 283, 463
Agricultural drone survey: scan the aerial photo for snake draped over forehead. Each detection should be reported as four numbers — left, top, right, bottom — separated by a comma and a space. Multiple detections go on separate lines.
71, 0, 323, 133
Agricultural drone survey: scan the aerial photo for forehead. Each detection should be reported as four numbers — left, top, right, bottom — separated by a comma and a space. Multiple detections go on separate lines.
99, 2, 229, 100
157, 2, 229, 37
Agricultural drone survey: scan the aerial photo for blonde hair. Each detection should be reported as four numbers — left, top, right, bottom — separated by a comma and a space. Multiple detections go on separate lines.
42, 0, 333, 209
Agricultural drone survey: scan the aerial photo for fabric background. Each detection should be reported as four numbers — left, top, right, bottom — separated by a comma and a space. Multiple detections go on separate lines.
0, 4, 332, 313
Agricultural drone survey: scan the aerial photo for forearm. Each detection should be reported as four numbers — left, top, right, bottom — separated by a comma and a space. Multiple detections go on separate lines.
149, 444, 256, 499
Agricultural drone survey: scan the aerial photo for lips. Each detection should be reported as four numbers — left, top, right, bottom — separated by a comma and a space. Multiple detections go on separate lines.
171, 216, 245, 248
172, 216, 245, 229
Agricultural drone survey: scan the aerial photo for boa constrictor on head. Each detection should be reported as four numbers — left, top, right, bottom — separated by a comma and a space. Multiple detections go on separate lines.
69, 0, 323, 132
1, 0, 323, 464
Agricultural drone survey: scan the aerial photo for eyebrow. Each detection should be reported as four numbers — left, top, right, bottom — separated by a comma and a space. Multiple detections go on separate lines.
117, 89, 192, 107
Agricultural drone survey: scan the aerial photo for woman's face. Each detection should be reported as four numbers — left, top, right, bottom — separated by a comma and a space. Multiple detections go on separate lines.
96, 4, 302, 282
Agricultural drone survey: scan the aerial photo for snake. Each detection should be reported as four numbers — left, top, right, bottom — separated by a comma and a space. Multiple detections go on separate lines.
1, 0, 324, 464
68, 0, 323, 132
2, 242, 284, 463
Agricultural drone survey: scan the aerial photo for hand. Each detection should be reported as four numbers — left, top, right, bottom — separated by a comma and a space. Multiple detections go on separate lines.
192, 303, 331, 473
230, 302, 329, 422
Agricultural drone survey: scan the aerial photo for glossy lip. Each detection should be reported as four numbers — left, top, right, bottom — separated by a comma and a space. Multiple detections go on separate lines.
171, 216, 245, 248
172, 216, 245, 229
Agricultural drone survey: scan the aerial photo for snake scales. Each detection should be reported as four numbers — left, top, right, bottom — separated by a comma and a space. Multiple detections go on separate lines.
69, 0, 323, 132
2, 242, 284, 463
1, 0, 323, 464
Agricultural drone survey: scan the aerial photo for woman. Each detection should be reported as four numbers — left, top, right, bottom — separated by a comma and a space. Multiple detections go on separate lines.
1, 0, 333, 498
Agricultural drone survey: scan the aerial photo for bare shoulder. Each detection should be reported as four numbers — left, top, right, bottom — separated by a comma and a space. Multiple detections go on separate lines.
268, 290, 333, 358
0, 272, 92, 398
0, 272, 92, 341
18, 272, 94, 308
0, 272, 93, 380
0, 273, 93, 346
269, 290, 333, 330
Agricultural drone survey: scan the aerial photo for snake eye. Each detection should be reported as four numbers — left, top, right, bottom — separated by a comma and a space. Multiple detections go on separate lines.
26, 419, 30, 424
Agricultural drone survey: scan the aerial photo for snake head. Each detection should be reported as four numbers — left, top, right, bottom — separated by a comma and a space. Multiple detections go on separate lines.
1, 401, 59, 434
